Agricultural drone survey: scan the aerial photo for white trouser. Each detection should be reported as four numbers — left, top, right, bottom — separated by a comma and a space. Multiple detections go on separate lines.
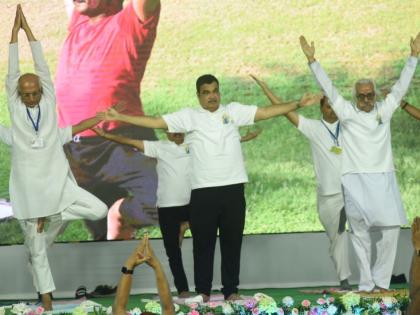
347, 215, 400, 291
19, 187, 107, 294
317, 193, 351, 281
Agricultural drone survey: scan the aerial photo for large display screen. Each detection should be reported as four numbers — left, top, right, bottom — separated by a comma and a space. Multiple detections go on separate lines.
0, 0, 419, 244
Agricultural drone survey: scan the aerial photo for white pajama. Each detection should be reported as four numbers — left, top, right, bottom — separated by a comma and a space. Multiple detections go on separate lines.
342, 172, 405, 291
317, 193, 351, 281
19, 185, 107, 294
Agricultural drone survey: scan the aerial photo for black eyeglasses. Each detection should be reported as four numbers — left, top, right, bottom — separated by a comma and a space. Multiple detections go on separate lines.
356, 92, 375, 101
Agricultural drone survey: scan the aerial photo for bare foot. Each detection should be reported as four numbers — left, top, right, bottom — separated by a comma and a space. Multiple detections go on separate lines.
200, 293, 210, 303
340, 279, 352, 291
226, 293, 242, 301
41, 292, 53, 311
373, 286, 389, 293
178, 291, 194, 298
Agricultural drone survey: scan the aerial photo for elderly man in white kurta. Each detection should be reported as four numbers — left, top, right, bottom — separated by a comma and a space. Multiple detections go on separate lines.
300, 34, 420, 291
251, 76, 351, 289
6, 6, 107, 309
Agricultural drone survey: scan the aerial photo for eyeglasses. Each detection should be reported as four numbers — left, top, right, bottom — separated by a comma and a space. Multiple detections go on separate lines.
356, 92, 375, 101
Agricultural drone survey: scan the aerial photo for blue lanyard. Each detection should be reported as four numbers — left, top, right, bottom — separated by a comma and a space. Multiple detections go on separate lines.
26, 107, 41, 133
321, 120, 340, 146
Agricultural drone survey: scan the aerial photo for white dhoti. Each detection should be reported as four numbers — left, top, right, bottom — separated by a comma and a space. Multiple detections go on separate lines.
342, 172, 406, 291
317, 193, 351, 281
19, 185, 107, 294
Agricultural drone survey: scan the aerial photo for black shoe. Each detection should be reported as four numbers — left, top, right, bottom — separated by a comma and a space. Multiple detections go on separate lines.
86, 285, 117, 298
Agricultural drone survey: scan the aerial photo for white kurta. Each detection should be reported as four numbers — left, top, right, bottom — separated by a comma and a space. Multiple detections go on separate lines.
0, 125, 12, 145
6, 41, 78, 220
310, 57, 417, 174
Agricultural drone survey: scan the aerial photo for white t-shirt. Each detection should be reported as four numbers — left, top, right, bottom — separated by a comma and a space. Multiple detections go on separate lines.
144, 140, 191, 207
310, 57, 418, 174
298, 115, 342, 195
163, 103, 257, 189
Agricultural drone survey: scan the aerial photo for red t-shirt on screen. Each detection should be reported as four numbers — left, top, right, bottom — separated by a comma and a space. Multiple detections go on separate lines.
55, 3, 160, 136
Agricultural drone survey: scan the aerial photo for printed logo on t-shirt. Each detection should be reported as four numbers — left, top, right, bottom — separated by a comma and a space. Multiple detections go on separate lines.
222, 113, 233, 124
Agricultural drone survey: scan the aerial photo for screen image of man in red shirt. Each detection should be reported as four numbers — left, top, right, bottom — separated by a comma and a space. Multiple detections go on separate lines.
55, 0, 161, 240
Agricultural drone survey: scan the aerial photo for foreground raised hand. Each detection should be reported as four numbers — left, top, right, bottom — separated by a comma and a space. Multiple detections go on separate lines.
300, 35, 316, 63
410, 32, 420, 57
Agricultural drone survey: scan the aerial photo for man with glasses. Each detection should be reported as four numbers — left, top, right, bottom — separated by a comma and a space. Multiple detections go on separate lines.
300, 33, 420, 292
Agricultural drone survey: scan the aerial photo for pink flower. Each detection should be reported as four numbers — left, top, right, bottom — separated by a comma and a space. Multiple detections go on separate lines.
189, 310, 200, 315
317, 298, 326, 305
252, 307, 259, 315
328, 297, 335, 303
208, 302, 219, 308
301, 300, 311, 308
189, 303, 199, 309
278, 308, 284, 315
35, 307, 44, 315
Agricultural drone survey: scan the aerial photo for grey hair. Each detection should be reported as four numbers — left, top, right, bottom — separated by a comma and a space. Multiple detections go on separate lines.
352, 79, 380, 103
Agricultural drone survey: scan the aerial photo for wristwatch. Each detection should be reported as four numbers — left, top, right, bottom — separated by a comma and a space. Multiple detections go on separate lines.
121, 266, 134, 274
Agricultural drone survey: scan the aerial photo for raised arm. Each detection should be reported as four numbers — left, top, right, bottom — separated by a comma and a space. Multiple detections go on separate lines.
19, 8, 55, 102
240, 127, 262, 143
0, 125, 12, 146
63, 0, 74, 19
401, 100, 420, 120
6, 5, 22, 106
251, 75, 299, 127
92, 127, 145, 152
254, 92, 321, 122
383, 33, 419, 114
144, 235, 175, 315
133, 0, 160, 22
71, 115, 101, 136
113, 236, 150, 315
101, 108, 168, 129
301, 35, 347, 118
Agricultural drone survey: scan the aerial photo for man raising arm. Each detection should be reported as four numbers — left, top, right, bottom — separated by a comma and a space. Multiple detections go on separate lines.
300, 33, 420, 292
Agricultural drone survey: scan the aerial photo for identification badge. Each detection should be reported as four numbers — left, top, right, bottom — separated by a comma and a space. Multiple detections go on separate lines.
330, 146, 342, 155
31, 136, 44, 149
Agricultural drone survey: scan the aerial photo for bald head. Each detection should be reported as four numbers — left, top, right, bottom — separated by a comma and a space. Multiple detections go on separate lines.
18, 73, 42, 108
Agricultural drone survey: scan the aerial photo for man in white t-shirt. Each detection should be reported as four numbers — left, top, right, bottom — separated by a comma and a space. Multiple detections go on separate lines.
252, 75, 351, 290
300, 34, 420, 291
92, 126, 261, 298
92, 128, 192, 297
100, 74, 321, 301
